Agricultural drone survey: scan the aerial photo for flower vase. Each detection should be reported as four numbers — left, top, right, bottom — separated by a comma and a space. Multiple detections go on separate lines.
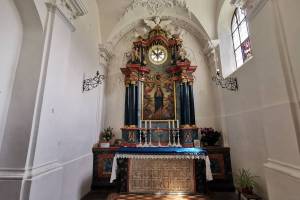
100, 142, 110, 148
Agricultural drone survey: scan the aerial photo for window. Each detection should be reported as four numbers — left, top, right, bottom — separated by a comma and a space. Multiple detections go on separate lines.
231, 8, 252, 68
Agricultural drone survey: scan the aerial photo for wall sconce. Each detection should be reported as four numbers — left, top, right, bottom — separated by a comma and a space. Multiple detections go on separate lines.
82, 70, 105, 92
212, 69, 238, 91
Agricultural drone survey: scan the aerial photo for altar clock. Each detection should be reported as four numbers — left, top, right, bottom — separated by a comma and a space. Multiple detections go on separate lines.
120, 24, 198, 147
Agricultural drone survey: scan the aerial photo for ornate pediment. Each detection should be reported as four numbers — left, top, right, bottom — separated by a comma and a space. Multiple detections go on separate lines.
46, 0, 88, 31
60, 0, 88, 19
125, 0, 188, 16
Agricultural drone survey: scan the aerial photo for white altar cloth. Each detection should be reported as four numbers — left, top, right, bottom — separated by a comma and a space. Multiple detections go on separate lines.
110, 153, 213, 183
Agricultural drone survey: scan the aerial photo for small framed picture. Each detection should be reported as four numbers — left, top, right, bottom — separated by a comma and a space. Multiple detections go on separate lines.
194, 139, 200, 147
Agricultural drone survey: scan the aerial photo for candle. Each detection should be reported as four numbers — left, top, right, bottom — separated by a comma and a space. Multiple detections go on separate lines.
172, 120, 175, 129
150, 121, 152, 129
168, 121, 170, 129
145, 120, 147, 129
177, 120, 179, 129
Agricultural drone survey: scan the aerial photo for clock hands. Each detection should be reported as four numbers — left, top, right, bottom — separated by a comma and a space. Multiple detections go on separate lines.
150, 46, 166, 63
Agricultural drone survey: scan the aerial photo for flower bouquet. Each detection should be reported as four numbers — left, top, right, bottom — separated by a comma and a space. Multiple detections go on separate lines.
200, 127, 221, 146
99, 126, 115, 148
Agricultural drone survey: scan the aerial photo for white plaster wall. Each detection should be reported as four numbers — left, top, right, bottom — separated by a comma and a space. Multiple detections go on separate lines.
276, 0, 300, 97
181, 32, 219, 129
27, 0, 103, 199
217, 0, 300, 199
104, 28, 219, 138
0, 0, 23, 151
186, 0, 218, 38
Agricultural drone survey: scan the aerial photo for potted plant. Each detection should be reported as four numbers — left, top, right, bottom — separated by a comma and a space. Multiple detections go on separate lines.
99, 126, 114, 148
200, 128, 221, 146
235, 168, 258, 194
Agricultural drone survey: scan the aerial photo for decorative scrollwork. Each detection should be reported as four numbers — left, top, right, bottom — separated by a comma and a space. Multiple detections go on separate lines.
212, 70, 238, 91
82, 71, 105, 92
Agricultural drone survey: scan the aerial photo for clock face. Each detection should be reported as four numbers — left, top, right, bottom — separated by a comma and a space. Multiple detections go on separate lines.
148, 45, 168, 65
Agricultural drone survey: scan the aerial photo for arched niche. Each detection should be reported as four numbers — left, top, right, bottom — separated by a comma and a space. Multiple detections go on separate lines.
217, 0, 236, 77
103, 25, 221, 138
104, 1, 216, 59
0, 1, 44, 199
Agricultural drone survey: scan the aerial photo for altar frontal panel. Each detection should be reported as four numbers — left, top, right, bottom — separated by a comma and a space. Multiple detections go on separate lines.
129, 159, 195, 193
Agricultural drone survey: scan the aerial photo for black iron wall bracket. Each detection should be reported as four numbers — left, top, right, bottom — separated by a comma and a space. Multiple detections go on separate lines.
82, 71, 105, 92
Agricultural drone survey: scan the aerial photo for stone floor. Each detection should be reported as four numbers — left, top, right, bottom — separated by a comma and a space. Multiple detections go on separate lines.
82, 190, 238, 200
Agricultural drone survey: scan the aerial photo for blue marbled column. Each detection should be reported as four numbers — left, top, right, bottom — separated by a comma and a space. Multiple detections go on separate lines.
124, 85, 130, 126
188, 84, 195, 125
180, 82, 192, 125
134, 84, 139, 125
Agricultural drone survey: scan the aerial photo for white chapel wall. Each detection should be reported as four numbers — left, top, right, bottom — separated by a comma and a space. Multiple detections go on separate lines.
0, 1, 23, 198
0, 0, 23, 151
217, 0, 300, 199
21, 0, 104, 199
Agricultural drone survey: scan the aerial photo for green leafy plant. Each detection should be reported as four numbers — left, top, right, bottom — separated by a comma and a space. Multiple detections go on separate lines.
235, 168, 259, 194
100, 126, 114, 142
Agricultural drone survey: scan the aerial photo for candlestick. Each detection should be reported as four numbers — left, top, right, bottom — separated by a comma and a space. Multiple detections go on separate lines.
143, 130, 148, 147
176, 131, 181, 147
149, 130, 152, 146
158, 130, 161, 147
172, 130, 176, 147
137, 129, 142, 147
168, 124, 172, 146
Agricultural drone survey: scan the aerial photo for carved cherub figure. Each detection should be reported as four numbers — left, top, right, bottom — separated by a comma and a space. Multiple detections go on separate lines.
144, 16, 172, 29
178, 46, 187, 62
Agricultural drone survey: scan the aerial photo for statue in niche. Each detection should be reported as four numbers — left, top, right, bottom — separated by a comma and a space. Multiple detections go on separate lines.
128, 47, 140, 64
154, 85, 164, 112
154, 74, 164, 113
178, 46, 187, 62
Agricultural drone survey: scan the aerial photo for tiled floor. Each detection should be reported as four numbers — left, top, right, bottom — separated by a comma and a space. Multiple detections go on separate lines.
82, 190, 238, 200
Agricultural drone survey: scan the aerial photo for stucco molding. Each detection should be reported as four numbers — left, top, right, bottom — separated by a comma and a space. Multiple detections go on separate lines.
104, 0, 219, 69
0, 161, 62, 180
264, 159, 300, 180
230, 0, 268, 19
125, 0, 189, 16
98, 44, 114, 69
45, 0, 88, 32
106, 16, 215, 64
59, 0, 88, 19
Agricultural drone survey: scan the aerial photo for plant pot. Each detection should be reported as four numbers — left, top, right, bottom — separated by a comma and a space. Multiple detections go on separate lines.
100, 142, 110, 148
206, 141, 218, 146
242, 187, 253, 194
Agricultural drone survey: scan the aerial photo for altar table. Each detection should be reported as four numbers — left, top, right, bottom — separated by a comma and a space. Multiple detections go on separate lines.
110, 147, 212, 193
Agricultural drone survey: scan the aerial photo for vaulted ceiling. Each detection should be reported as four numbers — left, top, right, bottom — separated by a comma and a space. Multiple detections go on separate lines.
96, 0, 219, 43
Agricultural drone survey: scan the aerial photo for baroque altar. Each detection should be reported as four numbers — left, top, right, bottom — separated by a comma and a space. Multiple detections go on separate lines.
91, 17, 218, 194
121, 17, 198, 147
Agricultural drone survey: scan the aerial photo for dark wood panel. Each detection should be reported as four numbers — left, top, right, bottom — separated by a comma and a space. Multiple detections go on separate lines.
205, 147, 235, 192
92, 146, 120, 189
